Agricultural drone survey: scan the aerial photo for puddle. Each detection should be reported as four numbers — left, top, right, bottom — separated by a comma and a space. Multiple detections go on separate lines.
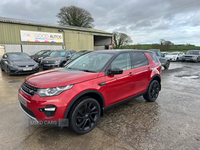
176, 75, 199, 79
182, 76, 199, 79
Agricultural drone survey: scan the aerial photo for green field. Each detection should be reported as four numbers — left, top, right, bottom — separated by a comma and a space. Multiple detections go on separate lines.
123, 44, 200, 52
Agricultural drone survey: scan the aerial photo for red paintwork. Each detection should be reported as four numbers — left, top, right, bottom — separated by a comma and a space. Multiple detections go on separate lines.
18, 52, 161, 121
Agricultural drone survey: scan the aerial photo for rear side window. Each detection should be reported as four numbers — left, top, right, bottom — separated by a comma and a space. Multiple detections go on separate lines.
148, 52, 160, 63
131, 52, 149, 68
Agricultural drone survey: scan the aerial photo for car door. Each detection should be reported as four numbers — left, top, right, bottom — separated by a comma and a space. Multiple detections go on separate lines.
131, 52, 151, 95
105, 53, 133, 105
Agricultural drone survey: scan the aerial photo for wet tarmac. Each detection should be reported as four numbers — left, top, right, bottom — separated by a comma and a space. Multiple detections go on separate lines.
0, 62, 200, 150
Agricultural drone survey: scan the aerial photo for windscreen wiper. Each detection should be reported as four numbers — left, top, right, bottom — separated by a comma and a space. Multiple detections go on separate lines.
80, 69, 96, 73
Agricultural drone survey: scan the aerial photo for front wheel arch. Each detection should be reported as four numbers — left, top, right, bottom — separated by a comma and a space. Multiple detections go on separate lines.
64, 90, 105, 119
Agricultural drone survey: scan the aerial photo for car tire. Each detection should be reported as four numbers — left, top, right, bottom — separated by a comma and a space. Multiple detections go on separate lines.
60, 62, 66, 67
1, 66, 4, 71
143, 80, 160, 102
176, 57, 179, 62
7, 67, 12, 76
69, 98, 100, 134
164, 61, 170, 69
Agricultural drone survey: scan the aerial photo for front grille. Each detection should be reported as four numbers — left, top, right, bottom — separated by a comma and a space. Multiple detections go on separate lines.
21, 82, 38, 96
184, 56, 193, 58
43, 60, 55, 63
20, 103, 36, 118
18, 65, 34, 67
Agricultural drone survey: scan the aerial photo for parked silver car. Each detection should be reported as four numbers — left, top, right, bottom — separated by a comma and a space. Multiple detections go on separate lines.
182, 50, 200, 62
149, 49, 170, 69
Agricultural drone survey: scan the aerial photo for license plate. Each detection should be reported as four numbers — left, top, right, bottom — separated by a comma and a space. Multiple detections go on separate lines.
19, 96, 27, 107
44, 64, 51, 66
23, 68, 32, 71
186, 59, 190, 60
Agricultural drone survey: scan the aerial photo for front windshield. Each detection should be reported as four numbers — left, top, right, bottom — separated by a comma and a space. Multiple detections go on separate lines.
43, 51, 51, 56
187, 51, 199, 55
157, 52, 162, 56
169, 52, 179, 55
49, 51, 66, 57
66, 53, 113, 72
71, 53, 81, 60
8, 53, 31, 61
36, 50, 46, 55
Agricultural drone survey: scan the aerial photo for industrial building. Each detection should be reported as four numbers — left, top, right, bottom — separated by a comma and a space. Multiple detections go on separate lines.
0, 17, 113, 57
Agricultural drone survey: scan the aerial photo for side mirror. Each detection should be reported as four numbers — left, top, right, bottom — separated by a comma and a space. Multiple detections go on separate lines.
108, 68, 123, 75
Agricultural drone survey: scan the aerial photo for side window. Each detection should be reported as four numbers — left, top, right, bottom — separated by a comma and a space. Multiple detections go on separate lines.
148, 52, 159, 63
111, 53, 131, 71
71, 50, 76, 54
132, 52, 149, 68
67, 51, 72, 57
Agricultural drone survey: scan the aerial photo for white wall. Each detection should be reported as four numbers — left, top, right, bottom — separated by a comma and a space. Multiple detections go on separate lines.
2, 44, 63, 55
5, 45, 21, 53
22, 45, 63, 55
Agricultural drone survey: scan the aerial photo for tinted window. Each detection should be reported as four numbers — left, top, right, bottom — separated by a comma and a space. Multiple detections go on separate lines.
49, 51, 66, 57
148, 52, 159, 63
187, 50, 199, 55
71, 50, 76, 54
43, 51, 51, 55
111, 53, 131, 71
132, 52, 149, 68
8, 53, 31, 60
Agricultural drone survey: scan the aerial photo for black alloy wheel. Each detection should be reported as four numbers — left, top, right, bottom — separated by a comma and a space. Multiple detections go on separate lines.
1, 66, 4, 71
69, 98, 100, 134
143, 80, 160, 102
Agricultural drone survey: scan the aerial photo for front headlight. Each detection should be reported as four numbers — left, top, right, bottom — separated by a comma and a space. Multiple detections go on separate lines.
193, 56, 197, 59
37, 85, 73, 97
55, 60, 61, 65
38, 57, 43, 60
10, 64, 18, 68
34, 63, 39, 67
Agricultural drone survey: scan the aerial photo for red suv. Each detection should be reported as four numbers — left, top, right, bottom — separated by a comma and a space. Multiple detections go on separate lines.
18, 50, 161, 134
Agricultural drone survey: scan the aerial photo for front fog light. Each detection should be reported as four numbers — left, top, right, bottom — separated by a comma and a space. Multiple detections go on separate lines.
39, 105, 57, 117
44, 107, 56, 111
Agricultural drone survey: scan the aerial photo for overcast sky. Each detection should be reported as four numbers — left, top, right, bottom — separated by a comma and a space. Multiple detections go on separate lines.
1, 0, 200, 45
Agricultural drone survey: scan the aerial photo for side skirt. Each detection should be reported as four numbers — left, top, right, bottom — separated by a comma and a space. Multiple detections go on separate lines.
102, 92, 146, 114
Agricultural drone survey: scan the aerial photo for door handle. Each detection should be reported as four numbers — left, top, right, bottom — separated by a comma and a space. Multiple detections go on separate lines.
129, 72, 133, 76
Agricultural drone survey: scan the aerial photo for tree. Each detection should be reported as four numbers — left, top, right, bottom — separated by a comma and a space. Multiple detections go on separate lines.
152, 39, 174, 51
56, 5, 94, 28
113, 32, 133, 49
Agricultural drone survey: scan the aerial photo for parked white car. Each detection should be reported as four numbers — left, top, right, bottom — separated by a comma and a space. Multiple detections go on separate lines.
165, 52, 185, 61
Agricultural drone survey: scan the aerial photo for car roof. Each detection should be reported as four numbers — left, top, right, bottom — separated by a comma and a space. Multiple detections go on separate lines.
93, 49, 155, 54
6, 52, 27, 54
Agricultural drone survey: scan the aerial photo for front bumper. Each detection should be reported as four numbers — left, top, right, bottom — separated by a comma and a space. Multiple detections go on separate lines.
182, 57, 197, 62
41, 63, 60, 69
9, 66, 39, 75
18, 88, 74, 127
